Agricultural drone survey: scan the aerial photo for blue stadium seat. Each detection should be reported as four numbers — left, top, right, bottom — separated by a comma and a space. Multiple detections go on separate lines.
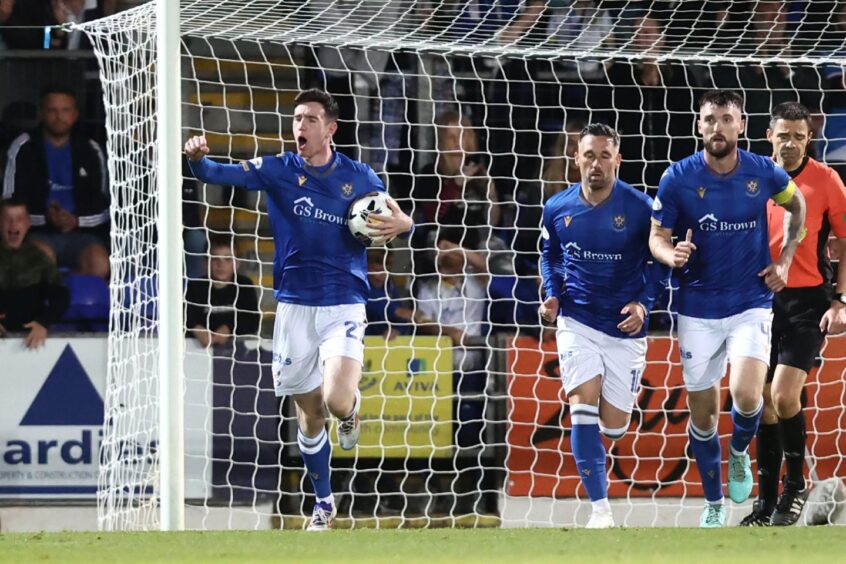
58, 274, 110, 332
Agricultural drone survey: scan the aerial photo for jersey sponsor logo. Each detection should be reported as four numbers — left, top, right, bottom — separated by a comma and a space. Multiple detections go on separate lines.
564, 215, 573, 227
746, 179, 760, 197
292, 196, 347, 225
612, 215, 626, 231
697, 186, 706, 199
341, 183, 353, 197
298, 175, 307, 186
697, 213, 757, 232
564, 241, 622, 262
652, 197, 662, 211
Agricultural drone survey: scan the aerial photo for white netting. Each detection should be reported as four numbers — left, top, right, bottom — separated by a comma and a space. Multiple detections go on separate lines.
83, 0, 846, 530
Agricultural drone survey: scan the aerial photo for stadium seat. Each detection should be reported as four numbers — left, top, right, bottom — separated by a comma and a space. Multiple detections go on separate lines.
58, 274, 110, 332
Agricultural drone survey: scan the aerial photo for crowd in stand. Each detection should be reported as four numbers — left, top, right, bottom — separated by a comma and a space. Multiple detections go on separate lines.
2, 1, 846, 353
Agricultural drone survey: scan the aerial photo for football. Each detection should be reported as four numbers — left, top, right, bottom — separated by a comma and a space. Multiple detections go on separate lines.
347, 191, 395, 247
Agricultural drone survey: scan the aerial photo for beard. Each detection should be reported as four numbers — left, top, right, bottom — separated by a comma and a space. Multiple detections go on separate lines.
704, 137, 736, 159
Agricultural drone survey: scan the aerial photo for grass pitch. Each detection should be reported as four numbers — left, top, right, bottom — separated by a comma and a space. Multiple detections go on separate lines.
0, 527, 842, 563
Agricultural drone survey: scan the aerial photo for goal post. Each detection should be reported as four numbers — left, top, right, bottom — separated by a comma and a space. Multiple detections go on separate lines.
156, 0, 186, 532
80, 1, 846, 530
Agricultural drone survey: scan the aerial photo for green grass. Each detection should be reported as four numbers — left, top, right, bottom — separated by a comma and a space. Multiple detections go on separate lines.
0, 528, 844, 563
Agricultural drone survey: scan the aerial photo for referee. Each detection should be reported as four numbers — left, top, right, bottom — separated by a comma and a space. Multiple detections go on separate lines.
741, 101, 846, 526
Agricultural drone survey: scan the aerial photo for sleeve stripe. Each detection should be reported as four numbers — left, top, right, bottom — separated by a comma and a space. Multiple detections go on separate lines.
772, 180, 797, 205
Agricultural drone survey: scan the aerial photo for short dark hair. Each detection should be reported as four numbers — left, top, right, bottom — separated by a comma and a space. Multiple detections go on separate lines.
207, 234, 234, 255
771, 101, 812, 128
293, 89, 339, 121
579, 123, 620, 147
0, 197, 29, 215
39, 84, 78, 105
698, 89, 744, 111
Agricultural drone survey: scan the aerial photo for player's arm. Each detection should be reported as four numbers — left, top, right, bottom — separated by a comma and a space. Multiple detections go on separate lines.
648, 170, 695, 268
649, 225, 696, 268
364, 168, 414, 239
184, 135, 266, 190
538, 204, 564, 323
760, 180, 806, 292
821, 170, 846, 333
821, 238, 846, 334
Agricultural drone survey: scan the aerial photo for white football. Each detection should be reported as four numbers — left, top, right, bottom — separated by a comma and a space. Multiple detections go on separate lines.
347, 191, 395, 247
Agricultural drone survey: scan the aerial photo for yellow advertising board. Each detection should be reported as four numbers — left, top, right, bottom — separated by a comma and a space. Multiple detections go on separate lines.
331, 336, 453, 459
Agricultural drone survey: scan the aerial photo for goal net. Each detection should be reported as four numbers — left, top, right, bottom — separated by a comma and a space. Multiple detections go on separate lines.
82, 0, 846, 530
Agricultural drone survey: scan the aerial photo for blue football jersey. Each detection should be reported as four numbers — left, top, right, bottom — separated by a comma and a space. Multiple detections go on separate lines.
651, 149, 795, 319
541, 180, 669, 339
189, 151, 385, 306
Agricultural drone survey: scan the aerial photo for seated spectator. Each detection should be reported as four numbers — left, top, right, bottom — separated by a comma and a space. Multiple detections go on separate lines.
821, 3, 846, 162
3, 84, 109, 279
510, 118, 585, 275
185, 236, 260, 348
412, 110, 512, 275
599, 10, 699, 190
365, 248, 412, 339
0, 198, 69, 349
540, 117, 586, 200
414, 238, 489, 374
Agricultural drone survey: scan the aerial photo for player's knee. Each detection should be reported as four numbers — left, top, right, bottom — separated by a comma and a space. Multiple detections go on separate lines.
324, 389, 354, 419
761, 401, 779, 425
599, 423, 628, 441
732, 391, 763, 416
79, 243, 110, 280
772, 391, 801, 419
690, 411, 718, 432
297, 413, 326, 438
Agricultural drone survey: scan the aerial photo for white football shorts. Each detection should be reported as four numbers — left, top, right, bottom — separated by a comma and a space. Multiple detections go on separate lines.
677, 307, 773, 392
270, 302, 366, 397
555, 316, 647, 413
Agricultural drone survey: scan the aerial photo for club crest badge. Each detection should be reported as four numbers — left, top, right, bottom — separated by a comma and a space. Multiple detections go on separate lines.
612, 215, 626, 231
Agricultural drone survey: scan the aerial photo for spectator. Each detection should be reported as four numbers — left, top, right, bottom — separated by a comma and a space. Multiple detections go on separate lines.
414, 237, 491, 508
0, 198, 69, 349
185, 236, 260, 348
3, 84, 109, 279
821, 3, 846, 162
0, 0, 56, 49
540, 117, 586, 200
545, 0, 614, 83
412, 110, 511, 275
365, 248, 413, 339
600, 10, 699, 190
0, 1, 113, 49
706, 1, 819, 155
414, 238, 489, 373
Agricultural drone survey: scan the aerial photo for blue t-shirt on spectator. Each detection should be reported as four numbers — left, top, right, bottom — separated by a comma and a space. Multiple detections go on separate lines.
365, 280, 407, 336
44, 141, 75, 213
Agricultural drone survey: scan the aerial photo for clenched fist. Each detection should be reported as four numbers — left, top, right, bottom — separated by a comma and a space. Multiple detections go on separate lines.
184, 135, 210, 161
